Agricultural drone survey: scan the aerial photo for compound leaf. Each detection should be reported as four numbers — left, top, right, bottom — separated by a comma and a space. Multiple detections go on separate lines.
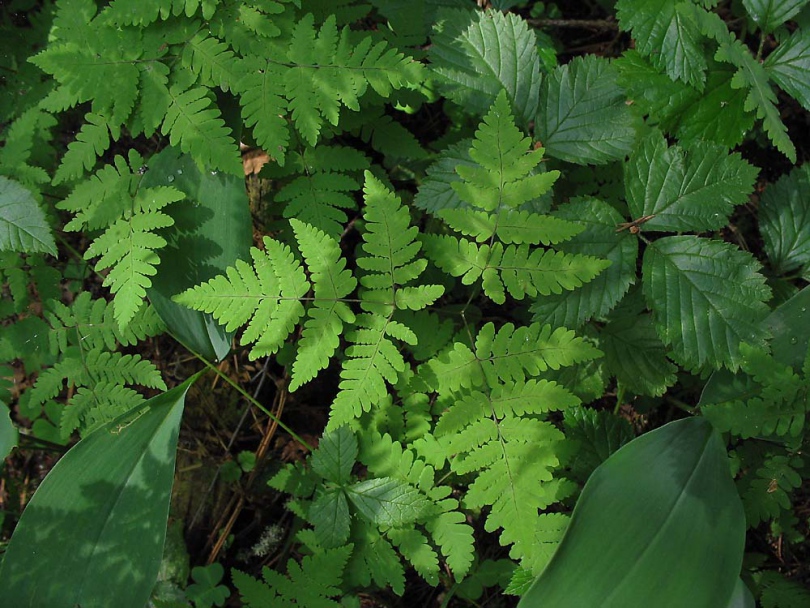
742, 0, 810, 34
766, 27, 810, 113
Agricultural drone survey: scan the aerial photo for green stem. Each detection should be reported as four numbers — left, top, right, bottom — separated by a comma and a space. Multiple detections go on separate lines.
195, 354, 314, 451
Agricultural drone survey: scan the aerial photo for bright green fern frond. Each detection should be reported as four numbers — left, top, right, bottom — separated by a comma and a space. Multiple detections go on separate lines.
422, 236, 610, 305
289, 219, 357, 392
275, 146, 369, 237
181, 32, 243, 92
174, 236, 310, 359
45, 292, 164, 354
233, 545, 353, 608
283, 14, 424, 145
329, 174, 445, 427
161, 85, 242, 175
450, 91, 559, 213
53, 112, 120, 185
429, 322, 602, 395
102, 0, 218, 26
237, 60, 289, 166
84, 194, 181, 329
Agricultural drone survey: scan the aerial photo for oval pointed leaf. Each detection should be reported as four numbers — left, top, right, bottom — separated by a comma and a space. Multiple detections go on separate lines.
0, 176, 57, 256
0, 378, 195, 608
142, 147, 252, 361
642, 236, 771, 370
536, 56, 641, 165
519, 417, 746, 608
758, 164, 810, 280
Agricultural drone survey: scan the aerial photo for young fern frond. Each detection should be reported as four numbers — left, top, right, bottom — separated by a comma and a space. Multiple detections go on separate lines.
59, 151, 185, 329
421, 91, 610, 305
274, 146, 370, 237
174, 236, 309, 360
28, 349, 165, 439
45, 292, 165, 354
329, 173, 445, 428
425, 321, 599, 571
290, 219, 357, 391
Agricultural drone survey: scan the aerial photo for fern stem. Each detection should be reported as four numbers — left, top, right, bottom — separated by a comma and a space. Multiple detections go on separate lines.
195, 354, 313, 451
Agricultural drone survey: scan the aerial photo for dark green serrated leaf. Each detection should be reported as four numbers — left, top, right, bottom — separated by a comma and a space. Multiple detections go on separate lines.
759, 164, 810, 280
310, 488, 351, 549
616, 0, 709, 88
530, 198, 636, 329
600, 290, 678, 397
0, 177, 56, 256
310, 425, 358, 485
563, 406, 635, 484
625, 130, 758, 232
536, 56, 640, 165
766, 27, 810, 113
743, 0, 810, 34
346, 477, 428, 527
429, 8, 542, 125
642, 236, 771, 370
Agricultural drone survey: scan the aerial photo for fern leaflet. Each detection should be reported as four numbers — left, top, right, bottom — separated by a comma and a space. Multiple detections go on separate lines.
329, 173, 445, 428
420, 91, 609, 305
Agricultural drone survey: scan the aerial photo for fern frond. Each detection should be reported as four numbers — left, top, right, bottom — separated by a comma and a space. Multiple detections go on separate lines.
237, 60, 289, 165
233, 545, 353, 608
53, 112, 119, 184
161, 85, 242, 175
429, 322, 601, 396
289, 219, 357, 391
45, 292, 164, 354
83, 187, 183, 329
358, 430, 476, 578
275, 146, 369, 237
182, 32, 242, 92
60, 382, 144, 439
0, 107, 56, 186
283, 14, 424, 145
135, 61, 171, 137
103, 0, 217, 26
30, 41, 140, 124
423, 236, 609, 305
174, 236, 310, 359
329, 174, 445, 427
715, 36, 796, 161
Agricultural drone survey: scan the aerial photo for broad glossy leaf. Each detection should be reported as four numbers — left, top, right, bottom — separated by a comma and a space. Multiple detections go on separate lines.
0, 378, 194, 608
766, 27, 810, 110
530, 198, 637, 329
430, 8, 542, 125
642, 236, 771, 370
346, 477, 428, 527
759, 164, 810, 280
0, 176, 56, 256
616, 0, 709, 88
728, 578, 756, 608
519, 417, 746, 608
142, 147, 252, 361
625, 130, 758, 232
536, 56, 640, 165
743, 0, 810, 33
